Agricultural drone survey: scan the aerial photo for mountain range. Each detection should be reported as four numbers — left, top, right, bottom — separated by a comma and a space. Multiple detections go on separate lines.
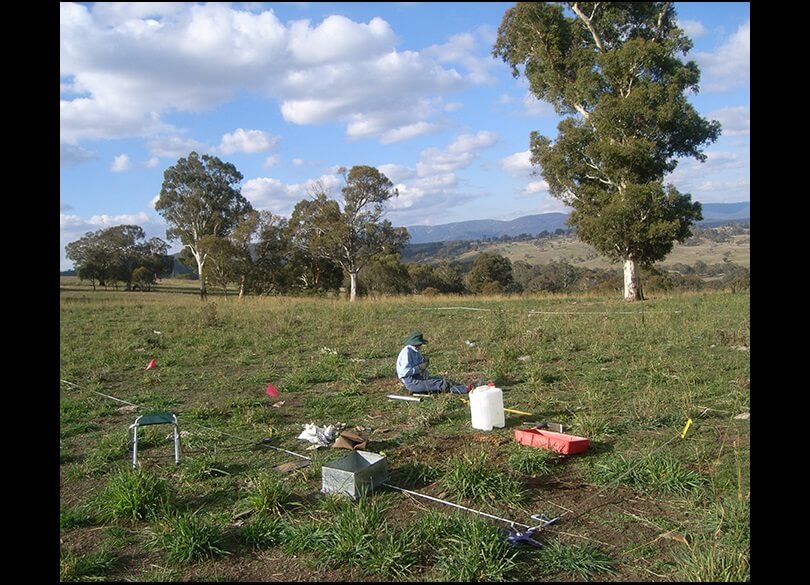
404, 201, 749, 244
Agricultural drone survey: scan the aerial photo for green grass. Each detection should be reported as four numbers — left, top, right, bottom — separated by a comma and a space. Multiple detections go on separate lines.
440, 450, 526, 507
96, 469, 174, 522
60, 289, 749, 582
506, 443, 558, 475
149, 512, 230, 564
675, 496, 750, 581
60, 548, 117, 581
535, 540, 616, 579
238, 473, 298, 517
61, 504, 96, 530
588, 453, 707, 496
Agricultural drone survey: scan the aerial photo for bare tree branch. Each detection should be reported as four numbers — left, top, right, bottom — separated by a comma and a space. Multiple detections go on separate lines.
570, 2, 605, 52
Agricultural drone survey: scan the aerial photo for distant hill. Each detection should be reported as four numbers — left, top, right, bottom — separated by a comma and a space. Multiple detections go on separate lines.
699, 202, 750, 223
406, 213, 569, 244
405, 202, 748, 245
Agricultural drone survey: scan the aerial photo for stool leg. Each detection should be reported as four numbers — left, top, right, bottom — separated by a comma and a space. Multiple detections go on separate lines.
132, 426, 138, 469
173, 424, 180, 464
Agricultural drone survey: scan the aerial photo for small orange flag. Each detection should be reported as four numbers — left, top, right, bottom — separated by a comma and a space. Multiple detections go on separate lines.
145, 359, 157, 370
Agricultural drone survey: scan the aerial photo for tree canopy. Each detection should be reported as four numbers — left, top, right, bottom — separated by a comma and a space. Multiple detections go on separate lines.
155, 152, 252, 299
493, 2, 720, 300
289, 166, 409, 301
65, 225, 172, 290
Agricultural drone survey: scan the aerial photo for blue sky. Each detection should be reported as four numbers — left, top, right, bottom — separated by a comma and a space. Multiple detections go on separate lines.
60, 2, 750, 271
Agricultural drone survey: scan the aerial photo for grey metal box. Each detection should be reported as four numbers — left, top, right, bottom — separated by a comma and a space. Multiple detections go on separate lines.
321, 450, 389, 499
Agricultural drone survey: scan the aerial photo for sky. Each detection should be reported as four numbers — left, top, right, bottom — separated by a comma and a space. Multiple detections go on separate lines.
60, 2, 750, 271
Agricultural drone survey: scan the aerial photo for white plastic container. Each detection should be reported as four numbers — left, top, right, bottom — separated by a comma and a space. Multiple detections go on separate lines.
469, 384, 505, 431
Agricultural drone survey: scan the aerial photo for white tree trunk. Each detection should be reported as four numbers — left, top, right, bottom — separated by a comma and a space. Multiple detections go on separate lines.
191, 249, 207, 300
623, 258, 642, 301
349, 271, 358, 302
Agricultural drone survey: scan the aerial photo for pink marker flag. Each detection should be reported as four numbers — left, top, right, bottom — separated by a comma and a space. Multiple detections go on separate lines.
265, 383, 280, 397
146, 358, 157, 370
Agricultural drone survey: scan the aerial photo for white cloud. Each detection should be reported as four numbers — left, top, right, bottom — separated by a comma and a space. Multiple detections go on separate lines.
417, 131, 498, 176
380, 122, 440, 144
707, 105, 750, 137
678, 19, 707, 39
444, 101, 463, 112
241, 173, 343, 214
149, 194, 161, 209
111, 153, 132, 172
292, 158, 305, 166
423, 29, 497, 84
377, 164, 415, 184
523, 180, 549, 195
218, 128, 280, 154
263, 155, 279, 168
287, 15, 396, 65
695, 19, 750, 92
667, 149, 749, 203
146, 157, 160, 168
500, 150, 532, 177
147, 136, 208, 159
60, 3, 484, 145
87, 212, 152, 226
60, 143, 97, 166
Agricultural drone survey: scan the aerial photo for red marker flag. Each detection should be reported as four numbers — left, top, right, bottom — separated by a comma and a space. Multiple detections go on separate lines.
145, 358, 157, 370
265, 383, 280, 397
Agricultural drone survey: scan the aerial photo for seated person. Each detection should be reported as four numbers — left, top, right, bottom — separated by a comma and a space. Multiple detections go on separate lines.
396, 331, 469, 394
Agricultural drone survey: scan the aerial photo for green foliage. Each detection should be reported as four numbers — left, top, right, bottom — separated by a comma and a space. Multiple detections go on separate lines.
440, 450, 525, 506
149, 512, 229, 564
155, 151, 253, 298
65, 224, 171, 290
96, 469, 174, 522
291, 166, 409, 300
466, 253, 514, 294
536, 540, 615, 579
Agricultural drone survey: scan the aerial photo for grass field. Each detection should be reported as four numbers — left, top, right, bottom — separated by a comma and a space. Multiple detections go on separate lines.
60, 288, 750, 581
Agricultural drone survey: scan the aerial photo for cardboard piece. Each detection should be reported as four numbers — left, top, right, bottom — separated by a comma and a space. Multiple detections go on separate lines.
332, 430, 368, 450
